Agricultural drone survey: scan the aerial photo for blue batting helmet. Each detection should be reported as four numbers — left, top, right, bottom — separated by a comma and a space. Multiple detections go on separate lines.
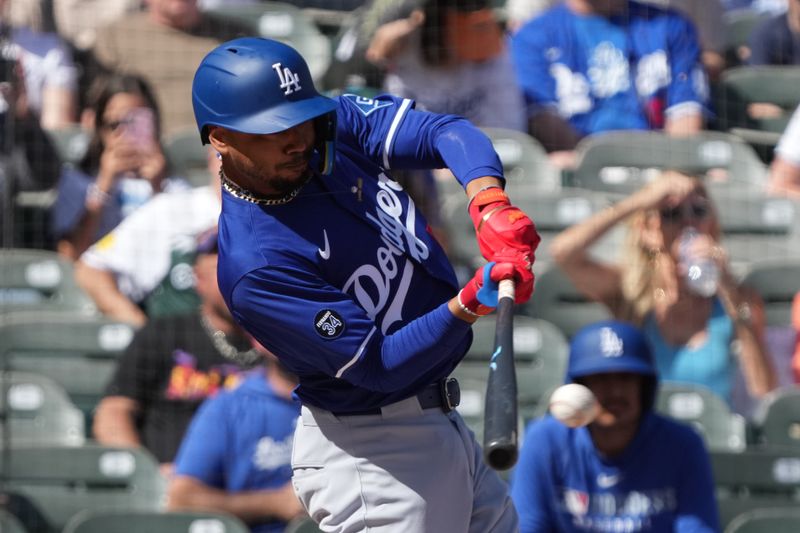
567, 320, 658, 408
192, 37, 337, 173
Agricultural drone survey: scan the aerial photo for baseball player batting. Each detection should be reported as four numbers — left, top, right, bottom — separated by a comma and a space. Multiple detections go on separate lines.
192, 37, 539, 532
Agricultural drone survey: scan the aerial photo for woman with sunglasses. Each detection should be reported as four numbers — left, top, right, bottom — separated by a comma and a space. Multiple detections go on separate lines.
52, 73, 188, 260
550, 171, 776, 411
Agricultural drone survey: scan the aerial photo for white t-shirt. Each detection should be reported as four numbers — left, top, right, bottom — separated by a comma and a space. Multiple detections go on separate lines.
80, 186, 221, 303
384, 41, 527, 132
776, 104, 800, 167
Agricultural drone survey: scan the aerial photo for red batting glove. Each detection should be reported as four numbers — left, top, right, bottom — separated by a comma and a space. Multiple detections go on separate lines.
468, 186, 540, 268
458, 262, 517, 317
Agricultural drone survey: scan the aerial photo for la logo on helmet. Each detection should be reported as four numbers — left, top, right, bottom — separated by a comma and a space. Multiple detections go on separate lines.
272, 62, 301, 95
600, 327, 623, 358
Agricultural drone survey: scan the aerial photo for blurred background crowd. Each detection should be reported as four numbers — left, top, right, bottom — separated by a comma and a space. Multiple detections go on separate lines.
1, 0, 800, 532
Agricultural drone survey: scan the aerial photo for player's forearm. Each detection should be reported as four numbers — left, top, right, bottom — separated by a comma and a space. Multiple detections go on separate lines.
433, 119, 505, 187
74, 262, 147, 326
347, 302, 472, 392
167, 477, 303, 523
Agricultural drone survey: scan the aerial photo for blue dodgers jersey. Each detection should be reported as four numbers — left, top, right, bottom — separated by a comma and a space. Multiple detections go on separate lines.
174, 372, 300, 533
511, 2, 709, 135
510, 414, 719, 533
217, 94, 495, 413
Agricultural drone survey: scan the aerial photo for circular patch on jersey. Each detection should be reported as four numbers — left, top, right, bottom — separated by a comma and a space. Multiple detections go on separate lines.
314, 309, 345, 339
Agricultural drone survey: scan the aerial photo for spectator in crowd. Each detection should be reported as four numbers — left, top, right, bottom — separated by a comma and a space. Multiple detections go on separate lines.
168, 355, 305, 532
93, 229, 258, 474
549, 171, 777, 409
748, 0, 800, 65
766, 103, 800, 198
52, 74, 190, 260
510, 0, 709, 165
511, 320, 719, 533
367, 0, 526, 131
91, 0, 248, 136
1, 0, 78, 129
0, 35, 62, 248
53, 0, 140, 51
74, 146, 221, 326
724, 0, 788, 14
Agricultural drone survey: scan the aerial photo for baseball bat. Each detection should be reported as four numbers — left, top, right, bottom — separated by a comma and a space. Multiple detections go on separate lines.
483, 278, 518, 470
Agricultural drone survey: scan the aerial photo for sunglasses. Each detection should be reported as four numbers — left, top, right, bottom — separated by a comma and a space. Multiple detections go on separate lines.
659, 201, 710, 223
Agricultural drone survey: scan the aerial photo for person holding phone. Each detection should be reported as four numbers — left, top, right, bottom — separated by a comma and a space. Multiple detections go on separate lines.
52, 73, 189, 260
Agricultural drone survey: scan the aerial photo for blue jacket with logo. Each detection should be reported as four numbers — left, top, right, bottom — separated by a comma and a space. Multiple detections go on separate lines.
510, 414, 719, 533
511, 1, 709, 135
217, 94, 503, 413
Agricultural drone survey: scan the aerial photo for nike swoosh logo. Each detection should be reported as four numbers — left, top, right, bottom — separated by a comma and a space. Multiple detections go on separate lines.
318, 230, 330, 260
597, 473, 619, 488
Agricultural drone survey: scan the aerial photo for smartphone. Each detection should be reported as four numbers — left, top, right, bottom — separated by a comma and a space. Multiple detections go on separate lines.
121, 107, 156, 149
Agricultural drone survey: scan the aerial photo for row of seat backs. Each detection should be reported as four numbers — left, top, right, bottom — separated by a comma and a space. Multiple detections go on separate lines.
0, 445, 164, 532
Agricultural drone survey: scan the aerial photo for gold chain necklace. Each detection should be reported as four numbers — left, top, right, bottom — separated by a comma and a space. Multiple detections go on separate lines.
220, 168, 308, 206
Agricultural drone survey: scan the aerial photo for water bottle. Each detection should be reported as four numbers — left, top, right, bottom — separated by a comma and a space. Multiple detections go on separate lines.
678, 228, 719, 297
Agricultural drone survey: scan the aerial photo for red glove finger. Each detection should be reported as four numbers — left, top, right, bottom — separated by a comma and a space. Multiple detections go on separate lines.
468, 187, 541, 266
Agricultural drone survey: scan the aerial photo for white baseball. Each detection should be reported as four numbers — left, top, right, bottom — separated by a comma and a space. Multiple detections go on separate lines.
549, 383, 599, 428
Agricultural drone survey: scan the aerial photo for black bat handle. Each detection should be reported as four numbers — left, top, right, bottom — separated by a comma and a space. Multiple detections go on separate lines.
483, 279, 518, 471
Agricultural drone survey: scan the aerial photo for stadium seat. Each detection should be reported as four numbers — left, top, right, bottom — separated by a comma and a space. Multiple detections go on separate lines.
741, 261, 800, 327
711, 448, 800, 529
722, 9, 771, 66
44, 125, 90, 169
285, 516, 324, 533
206, 2, 331, 83
752, 387, 800, 450
63, 510, 249, 533
164, 128, 211, 188
0, 371, 85, 448
523, 266, 612, 339
656, 382, 747, 452
567, 130, 767, 194
0, 509, 28, 533
453, 314, 569, 418
0, 445, 164, 532
715, 66, 800, 135
481, 127, 561, 194
724, 507, 800, 533
0, 312, 137, 429
0, 250, 96, 316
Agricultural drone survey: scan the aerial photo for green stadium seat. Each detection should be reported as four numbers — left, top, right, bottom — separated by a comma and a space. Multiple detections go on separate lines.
164, 128, 210, 188
724, 507, 800, 533
656, 383, 746, 452
206, 2, 331, 83
741, 261, 800, 327
567, 130, 767, 194
0, 250, 97, 316
752, 387, 800, 450
0, 312, 137, 430
63, 510, 249, 533
523, 267, 611, 339
285, 516, 324, 533
452, 316, 569, 442
44, 125, 90, 168
715, 66, 800, 135
711, 448, 800, 529
0, 445, 164, 532
0, 510, 28, 533
1, 371, 85, 448
481, 127, 561, 194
